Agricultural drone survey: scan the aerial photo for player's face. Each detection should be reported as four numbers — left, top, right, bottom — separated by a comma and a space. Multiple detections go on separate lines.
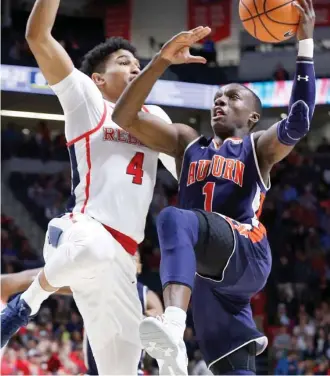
211, 84, 259, 138
100, 49, 141, 98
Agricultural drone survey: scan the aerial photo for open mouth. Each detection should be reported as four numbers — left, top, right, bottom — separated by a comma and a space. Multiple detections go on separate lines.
212, 106, 226, 120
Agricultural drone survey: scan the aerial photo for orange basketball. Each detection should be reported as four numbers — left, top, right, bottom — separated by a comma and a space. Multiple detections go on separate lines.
239, 0, 300, 43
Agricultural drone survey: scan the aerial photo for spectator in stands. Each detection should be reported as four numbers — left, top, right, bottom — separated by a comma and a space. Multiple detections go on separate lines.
274, 350, 299, 375
273, 63, 290, 81
273, 325, 292, 359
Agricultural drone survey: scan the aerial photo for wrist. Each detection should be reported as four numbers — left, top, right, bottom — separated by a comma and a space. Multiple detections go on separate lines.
151, 53, 172, 69
298, 39, 314, 58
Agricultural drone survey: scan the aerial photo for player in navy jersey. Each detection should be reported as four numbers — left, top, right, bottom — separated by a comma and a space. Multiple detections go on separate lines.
112, 2, 315, 374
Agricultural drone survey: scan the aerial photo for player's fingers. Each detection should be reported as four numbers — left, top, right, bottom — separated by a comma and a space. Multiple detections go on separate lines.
305, 0, 313, 15
191, 27, 211, 42
292, 1, 305, 16
307, 0, 315, 17
189, 26, 205, 34
299, 0, 310, 15
171, 31, 194, 45
187, 55, 207, 64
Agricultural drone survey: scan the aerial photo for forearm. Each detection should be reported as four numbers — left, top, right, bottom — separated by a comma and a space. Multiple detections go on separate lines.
113, 54, 170, 128
1, 268, 41, 301
26, 0, 60, 40
289, 39, 316, 121
256, 40, 316, 165
277, 39, 316, 146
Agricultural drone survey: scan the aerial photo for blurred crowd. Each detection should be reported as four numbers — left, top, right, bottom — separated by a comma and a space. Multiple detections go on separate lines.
1, 123, 330, 374
1, 215, 41, 274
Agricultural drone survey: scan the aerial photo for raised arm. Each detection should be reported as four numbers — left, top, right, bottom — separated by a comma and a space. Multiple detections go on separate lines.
256, 0, 315, 174
26, 0, 74, 85
112, 27, 211, 157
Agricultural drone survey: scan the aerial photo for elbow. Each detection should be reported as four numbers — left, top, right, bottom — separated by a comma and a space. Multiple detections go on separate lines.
111, 109, 123, 126
25, 23, 50, 44
25, 31, 46, 45
25, 25, 38, 43
112, 108, 131, 129
111, 107, 120, 124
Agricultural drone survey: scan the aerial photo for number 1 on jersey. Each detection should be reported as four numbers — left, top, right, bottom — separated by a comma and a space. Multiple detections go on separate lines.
126, 152, 145, 185
203, 182, 215, 212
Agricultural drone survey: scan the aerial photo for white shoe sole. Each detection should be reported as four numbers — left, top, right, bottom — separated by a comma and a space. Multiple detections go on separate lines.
139, 318, 187, 375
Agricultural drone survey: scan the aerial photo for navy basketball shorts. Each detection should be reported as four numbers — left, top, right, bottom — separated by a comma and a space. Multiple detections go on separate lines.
191, 210, 272, 374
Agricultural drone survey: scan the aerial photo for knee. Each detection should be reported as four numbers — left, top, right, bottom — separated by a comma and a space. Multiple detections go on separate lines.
156, 206, 182, 236
156, 207, 199, 252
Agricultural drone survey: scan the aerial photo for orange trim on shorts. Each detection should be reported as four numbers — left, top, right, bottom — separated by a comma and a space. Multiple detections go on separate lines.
248, 223, 267, 243
224, 216, 267, 243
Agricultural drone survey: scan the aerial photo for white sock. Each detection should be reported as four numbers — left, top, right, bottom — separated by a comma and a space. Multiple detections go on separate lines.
164, 306, 187, 337
20, 273, 55, 315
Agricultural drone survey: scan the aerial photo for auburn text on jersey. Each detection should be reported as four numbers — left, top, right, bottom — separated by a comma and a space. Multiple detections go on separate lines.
187, 155, 245, 187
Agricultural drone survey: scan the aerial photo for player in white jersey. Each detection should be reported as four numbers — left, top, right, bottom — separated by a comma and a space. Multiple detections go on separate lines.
0, 260, 162, 374
0, 1, 176, 374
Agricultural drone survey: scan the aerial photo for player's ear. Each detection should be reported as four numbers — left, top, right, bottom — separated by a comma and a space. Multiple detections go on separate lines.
92, 72, 106, 87
248, 112, 260, 130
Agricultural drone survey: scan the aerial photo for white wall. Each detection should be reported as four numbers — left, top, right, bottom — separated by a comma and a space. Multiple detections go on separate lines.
131, 0, 187, 59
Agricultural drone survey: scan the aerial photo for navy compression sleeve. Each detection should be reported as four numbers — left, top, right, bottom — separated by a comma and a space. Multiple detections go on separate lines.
277, 39, 316, 145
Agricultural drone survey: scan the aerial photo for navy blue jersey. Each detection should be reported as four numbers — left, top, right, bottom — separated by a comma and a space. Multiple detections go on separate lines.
179, 134, 272, 365
85, 281, 148, 375
178, 134, 269, 226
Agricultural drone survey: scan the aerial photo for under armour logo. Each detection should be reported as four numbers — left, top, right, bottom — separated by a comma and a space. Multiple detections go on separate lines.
297, 75, 309, 81
146, 342, 174, 357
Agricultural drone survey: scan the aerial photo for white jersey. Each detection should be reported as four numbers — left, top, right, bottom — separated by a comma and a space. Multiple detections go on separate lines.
51, 69, 174, 243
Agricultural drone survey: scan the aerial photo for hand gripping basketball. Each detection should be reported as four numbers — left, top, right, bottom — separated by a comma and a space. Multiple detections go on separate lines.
158, 26, 211, 65
293, 0, 315, 40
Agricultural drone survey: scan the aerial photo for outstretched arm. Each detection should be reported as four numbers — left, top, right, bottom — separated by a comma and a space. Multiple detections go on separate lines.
1, 269, 41, 302
112, 27, 211, 157
26, 0, 74, 85
1, 269, 72, 303
256, 0, 315, 173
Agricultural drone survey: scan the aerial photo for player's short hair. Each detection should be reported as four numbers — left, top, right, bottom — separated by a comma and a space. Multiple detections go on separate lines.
80, 37, 137, 77
238, 84, 263, 117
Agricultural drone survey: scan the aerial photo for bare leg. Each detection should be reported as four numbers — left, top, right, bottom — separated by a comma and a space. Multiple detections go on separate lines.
163, 284, 191, 312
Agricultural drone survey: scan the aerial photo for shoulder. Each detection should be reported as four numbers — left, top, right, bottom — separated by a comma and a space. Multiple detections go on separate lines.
50, 68, 96, 94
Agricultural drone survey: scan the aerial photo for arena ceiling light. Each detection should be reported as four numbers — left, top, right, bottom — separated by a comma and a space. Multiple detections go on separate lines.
0, 110, 65, 121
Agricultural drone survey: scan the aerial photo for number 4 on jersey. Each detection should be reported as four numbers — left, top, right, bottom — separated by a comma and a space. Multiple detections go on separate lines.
126, 152, 145, 185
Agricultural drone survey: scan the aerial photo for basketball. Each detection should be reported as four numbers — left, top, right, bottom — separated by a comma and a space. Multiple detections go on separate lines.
239, 0, 300, 43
